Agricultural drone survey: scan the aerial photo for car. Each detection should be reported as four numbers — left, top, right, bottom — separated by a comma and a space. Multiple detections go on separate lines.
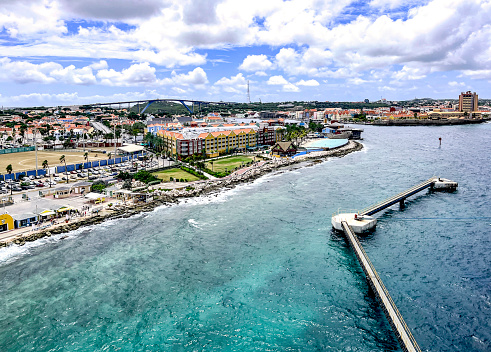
48, 180, 57, 185
36, 183, 45, 187
12, 187, 22, 192
29, 175, 35, 180
70, 171, 77, 174
88, 175, 97, 180
35, 175, 42, 179
54, 177, 62, 182
70, 175, 77, 179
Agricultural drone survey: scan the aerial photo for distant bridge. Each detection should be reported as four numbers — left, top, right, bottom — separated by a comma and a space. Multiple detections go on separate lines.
92, 98, 237, 115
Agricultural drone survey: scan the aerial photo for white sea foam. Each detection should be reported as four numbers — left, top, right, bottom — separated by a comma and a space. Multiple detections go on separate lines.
188, 219, 203, 229
0, 226, 88, 265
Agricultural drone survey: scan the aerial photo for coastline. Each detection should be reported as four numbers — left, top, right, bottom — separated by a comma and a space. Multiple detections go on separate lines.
351, 118, 488, 126
0, 140, 363, 248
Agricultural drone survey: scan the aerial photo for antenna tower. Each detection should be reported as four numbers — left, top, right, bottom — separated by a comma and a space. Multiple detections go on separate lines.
247, 80, 251, 103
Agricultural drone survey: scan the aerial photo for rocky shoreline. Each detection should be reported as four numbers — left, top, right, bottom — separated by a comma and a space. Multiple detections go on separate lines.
0, 141, 363, 248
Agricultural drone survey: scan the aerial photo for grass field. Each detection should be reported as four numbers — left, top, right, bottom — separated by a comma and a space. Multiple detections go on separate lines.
205, 156, 255, 173
152, 168, 200, 182
0, 149, 114, 173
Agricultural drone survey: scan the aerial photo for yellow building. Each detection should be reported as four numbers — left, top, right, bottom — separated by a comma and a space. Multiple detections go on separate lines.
0, 213, 14, 232
158, 128, 257, 157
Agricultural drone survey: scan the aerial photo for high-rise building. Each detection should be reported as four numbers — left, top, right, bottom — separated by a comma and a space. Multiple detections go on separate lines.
458, 91, 478, 112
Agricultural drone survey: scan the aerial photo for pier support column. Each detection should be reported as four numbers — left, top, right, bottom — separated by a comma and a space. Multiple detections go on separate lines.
399, 199, 405, 210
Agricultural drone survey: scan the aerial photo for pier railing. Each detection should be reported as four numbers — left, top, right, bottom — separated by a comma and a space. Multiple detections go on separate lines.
341, 221, 422, 352
359, 177, 437, 216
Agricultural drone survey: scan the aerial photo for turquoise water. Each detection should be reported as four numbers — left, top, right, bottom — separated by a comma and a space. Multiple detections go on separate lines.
304, 138, 348, 149
0, 124, 489, 351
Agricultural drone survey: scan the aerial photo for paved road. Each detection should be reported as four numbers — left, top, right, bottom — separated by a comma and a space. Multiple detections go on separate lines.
91, 121, 112, 134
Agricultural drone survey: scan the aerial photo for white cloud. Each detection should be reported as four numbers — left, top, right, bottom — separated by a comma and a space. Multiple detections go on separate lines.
448, 81, 465, 87
283, 83, 300, 92
392, 66, 429, 81
59, 0, 165, 20
267, 75, 289, 85
239, 54, 273, 72
0, 58, 208, 88
214, 73, 247, 93
96, 63, 158, 86
266, 75, 299, 92
296, 79, 319, 86
0, 0, 490, 103
0, 89, 163, 107
169, 67, 209, 86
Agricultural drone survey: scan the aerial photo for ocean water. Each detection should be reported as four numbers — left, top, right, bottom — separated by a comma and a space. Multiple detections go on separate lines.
0, 123, 489, 352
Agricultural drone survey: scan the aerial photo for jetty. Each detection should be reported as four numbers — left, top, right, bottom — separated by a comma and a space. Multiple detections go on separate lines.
341, 221, 421, 352
332, 177, 458, 233
333, 176, 458, 352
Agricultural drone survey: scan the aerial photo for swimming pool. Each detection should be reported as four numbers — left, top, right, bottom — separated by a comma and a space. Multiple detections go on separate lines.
304, 138, 349, 149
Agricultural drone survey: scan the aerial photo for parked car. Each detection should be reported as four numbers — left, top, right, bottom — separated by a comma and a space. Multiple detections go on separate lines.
36, 183, 45, 187
53, 177, 62, 182
35, 175, 42, 179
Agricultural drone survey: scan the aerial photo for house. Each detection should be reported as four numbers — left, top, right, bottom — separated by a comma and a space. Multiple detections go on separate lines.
271, 141, 297, 157
12, 213, 38, 228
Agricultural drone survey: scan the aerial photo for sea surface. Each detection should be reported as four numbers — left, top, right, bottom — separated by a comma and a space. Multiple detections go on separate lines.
0, 123, 489, 352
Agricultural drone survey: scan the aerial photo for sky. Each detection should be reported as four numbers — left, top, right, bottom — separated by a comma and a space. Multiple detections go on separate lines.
0, 0, 490, 107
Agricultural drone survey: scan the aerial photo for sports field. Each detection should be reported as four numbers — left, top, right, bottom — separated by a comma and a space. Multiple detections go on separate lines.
205, 156, 255, 173
152, 168, 200, 182
0, 149, 114, 173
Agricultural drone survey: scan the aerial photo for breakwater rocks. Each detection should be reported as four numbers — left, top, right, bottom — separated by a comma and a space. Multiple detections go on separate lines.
0, 141, 362, 248
368, 118, 486, 126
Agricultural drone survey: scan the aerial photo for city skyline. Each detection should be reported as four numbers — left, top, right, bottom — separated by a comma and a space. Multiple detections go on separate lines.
1, 0, 491, 107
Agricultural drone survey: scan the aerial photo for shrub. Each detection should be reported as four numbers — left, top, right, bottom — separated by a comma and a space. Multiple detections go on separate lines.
133, 170, 159, 184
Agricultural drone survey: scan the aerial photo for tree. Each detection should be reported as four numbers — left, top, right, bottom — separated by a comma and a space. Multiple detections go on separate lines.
6, 164, 12, 195
84, 152, 89, 181
59, 155, 69, 184
42, 159, 52, 188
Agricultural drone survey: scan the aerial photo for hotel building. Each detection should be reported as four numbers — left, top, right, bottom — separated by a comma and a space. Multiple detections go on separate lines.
458, 91, 478, 112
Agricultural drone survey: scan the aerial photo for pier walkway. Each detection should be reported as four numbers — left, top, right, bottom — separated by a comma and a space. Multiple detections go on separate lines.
359, 177, 437, 216
341, 221, 422, 352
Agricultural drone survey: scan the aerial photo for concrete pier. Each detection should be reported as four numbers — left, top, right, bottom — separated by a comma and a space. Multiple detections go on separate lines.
332, 176, 458, 351
332, 176, 458, 233
341, 221, 422, 352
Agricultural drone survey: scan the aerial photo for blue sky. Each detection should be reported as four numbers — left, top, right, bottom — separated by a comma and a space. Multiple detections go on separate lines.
0, 0, 490, 107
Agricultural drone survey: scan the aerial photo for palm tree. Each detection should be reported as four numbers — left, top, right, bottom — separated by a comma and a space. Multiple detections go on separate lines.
42, 160, 52, 188
59, 155, 68, 184
6, 164, 12, 195
84, 152, 89, 181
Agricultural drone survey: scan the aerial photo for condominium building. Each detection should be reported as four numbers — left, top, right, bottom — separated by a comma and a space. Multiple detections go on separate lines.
158, 127, 258, 158
458, 91, 478, 112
